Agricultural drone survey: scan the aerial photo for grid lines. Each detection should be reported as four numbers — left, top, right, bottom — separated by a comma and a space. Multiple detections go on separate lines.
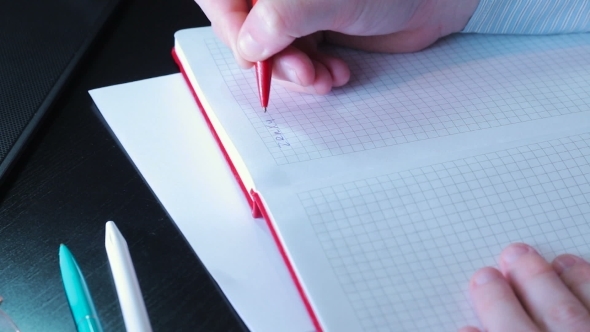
299, 132, 590, 331
205, 34, 589, 165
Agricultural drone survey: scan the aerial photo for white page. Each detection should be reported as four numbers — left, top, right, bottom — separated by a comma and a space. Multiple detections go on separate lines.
259, 127, 590, 331
175, 28, 590, 186
89, 74, 314, 332
175, 27, 590, 331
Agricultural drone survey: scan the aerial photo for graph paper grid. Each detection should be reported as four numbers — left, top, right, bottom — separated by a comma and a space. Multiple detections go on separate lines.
298, 132, 590, 331
205, 34, 590, 165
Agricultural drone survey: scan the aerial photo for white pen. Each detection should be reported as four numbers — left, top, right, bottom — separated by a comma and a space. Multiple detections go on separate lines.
105, 221, 153, 332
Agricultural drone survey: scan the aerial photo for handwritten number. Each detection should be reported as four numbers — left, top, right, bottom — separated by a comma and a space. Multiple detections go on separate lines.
263, 118, 291, 149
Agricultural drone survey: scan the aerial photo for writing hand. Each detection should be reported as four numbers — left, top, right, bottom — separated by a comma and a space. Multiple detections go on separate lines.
195, 0, 479, 94
460, 243, 590, 332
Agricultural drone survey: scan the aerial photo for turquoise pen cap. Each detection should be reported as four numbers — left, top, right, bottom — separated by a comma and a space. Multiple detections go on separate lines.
59, 244, 104, 332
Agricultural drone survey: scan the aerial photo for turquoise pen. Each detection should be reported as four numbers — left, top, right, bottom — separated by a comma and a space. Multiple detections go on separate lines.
59, 244, 104, 332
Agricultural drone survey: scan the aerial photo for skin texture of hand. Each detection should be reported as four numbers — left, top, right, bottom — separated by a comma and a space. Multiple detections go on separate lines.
460, 243, 590, 332
195, 0, 479, 94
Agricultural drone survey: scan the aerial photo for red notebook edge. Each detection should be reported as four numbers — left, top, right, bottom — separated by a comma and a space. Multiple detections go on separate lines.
171, 48, 323, 332
171, 48, 259, 218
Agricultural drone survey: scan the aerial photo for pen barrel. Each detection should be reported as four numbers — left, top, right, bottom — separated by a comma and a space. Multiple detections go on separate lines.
106, 226, 153, 332
59, 245, 104, 332
255, 59, 272, 108
77, 316, 103, 332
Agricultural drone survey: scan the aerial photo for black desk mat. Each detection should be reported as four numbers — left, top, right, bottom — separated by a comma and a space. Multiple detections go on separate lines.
0, 0, 121, 181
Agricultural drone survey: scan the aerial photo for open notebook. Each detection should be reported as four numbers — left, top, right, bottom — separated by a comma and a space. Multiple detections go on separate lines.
174, 27, 590, 331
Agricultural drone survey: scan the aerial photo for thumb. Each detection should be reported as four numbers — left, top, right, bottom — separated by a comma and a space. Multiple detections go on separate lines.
236, 0, 345, 61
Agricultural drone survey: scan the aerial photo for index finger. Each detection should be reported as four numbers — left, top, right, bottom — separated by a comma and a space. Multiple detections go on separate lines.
468, 267, 539, 332
195, 0, 252, 67
500, 243, 590, 331
236, 0, 348, 62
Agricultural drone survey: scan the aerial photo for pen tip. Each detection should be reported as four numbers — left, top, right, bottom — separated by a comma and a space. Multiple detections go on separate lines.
263, 107, 267, 113
59, 244, 70, 257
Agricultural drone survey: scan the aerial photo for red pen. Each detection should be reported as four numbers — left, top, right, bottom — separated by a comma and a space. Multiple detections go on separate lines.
251, 0, 272, 112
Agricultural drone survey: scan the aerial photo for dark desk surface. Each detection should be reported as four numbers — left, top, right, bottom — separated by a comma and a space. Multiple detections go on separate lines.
0, 0, 246, 330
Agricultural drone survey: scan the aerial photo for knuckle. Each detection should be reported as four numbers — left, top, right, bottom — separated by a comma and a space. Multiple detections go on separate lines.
479, 285, 514, 311
566, 264, 590, 285
546, 300, 590, 327
257, 4, 289, 36
519, 259, 555, 280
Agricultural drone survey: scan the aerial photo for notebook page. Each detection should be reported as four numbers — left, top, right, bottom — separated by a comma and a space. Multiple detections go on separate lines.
258, 128, 590, 331
176, 28, 590, 203
176, 28, 589, 172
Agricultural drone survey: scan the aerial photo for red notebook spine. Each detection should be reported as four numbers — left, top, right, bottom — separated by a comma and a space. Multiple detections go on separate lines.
171, 48, 261, 219
250, 190, 322, 332
171, 48, 323, 332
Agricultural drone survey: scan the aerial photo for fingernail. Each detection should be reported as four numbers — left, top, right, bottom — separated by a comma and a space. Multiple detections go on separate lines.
554, 255, 578, 275
473, 268, 499, 285
285, 66, 301, 85
238, 32, 266, 59
503, 244, 532, 264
